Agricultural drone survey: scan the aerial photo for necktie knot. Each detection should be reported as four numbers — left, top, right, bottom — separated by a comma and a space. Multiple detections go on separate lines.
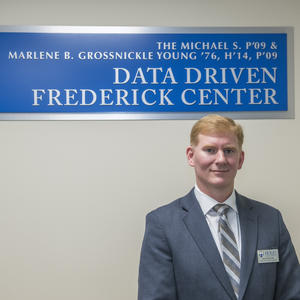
213, 203, 230, 217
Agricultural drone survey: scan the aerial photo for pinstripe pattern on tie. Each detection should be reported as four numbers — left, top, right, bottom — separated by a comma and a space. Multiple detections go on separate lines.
213, 204, 240, 299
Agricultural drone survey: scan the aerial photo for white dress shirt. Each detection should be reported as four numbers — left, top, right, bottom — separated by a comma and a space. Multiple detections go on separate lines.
194, 184, 242, 260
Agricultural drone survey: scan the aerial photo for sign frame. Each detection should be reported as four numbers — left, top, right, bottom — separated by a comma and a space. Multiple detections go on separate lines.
0, 25, 294, 120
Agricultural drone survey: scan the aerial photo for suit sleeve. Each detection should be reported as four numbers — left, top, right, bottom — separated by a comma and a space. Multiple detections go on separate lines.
275, 211, 300, 300
138, 211, 177, 300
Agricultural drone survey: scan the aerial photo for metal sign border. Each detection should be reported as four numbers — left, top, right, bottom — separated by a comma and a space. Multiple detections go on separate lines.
0, 25, 294, 120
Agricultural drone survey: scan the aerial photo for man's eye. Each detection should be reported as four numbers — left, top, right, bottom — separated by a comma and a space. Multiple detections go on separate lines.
224, 149, 235, 154
205, 148, 216, 153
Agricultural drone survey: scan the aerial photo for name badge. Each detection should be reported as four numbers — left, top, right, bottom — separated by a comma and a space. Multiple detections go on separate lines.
257, 249, 279, 263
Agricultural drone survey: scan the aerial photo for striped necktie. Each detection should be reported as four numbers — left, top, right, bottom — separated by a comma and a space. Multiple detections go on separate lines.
213, 204, 240, 299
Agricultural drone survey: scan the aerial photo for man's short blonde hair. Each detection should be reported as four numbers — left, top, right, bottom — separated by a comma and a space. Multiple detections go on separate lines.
190, 114, 244, 149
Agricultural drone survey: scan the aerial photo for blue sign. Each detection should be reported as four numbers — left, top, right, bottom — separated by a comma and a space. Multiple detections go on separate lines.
0, 26, 293, 119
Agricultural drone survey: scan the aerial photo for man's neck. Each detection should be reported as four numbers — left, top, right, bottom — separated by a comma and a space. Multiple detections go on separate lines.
195, 183, 234, 203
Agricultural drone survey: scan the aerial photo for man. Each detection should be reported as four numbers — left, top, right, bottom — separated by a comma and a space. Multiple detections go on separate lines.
138, 114, 300, 300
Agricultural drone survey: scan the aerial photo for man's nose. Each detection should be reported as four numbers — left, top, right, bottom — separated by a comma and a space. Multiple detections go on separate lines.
215, 150, 226, 163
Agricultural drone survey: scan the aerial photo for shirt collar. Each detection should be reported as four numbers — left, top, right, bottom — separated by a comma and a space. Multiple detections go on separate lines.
194, 184, 238, 216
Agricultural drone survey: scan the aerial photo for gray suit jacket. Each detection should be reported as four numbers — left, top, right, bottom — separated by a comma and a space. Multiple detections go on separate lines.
138, 189, 300, 300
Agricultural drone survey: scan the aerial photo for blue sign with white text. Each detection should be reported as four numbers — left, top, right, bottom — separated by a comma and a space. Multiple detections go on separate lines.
0, 28, 291, 119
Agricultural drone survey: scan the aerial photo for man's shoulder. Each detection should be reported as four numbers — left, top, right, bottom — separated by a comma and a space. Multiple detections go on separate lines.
236, 192, 280, 216
147, 193, 185, 215
145, 189, 194, 224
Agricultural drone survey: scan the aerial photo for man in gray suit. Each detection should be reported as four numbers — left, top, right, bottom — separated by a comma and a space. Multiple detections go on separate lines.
138, 114, 300, 300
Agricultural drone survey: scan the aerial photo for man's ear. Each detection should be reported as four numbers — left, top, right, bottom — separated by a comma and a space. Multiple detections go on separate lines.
238, 150, 245, 170
186, 146, 195, 167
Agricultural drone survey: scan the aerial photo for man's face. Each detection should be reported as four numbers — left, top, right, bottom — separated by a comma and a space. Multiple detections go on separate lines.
186, 132, 244, 195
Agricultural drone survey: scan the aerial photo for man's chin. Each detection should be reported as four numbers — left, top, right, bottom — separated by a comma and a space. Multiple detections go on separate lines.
210, 178, 233, 189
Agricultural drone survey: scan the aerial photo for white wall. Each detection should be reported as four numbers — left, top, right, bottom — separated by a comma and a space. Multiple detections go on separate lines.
0, 0, 299, 299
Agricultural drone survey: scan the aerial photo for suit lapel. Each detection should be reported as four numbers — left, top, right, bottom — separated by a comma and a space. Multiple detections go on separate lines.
181, 190, 236, 300
236, 193, 258, 300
